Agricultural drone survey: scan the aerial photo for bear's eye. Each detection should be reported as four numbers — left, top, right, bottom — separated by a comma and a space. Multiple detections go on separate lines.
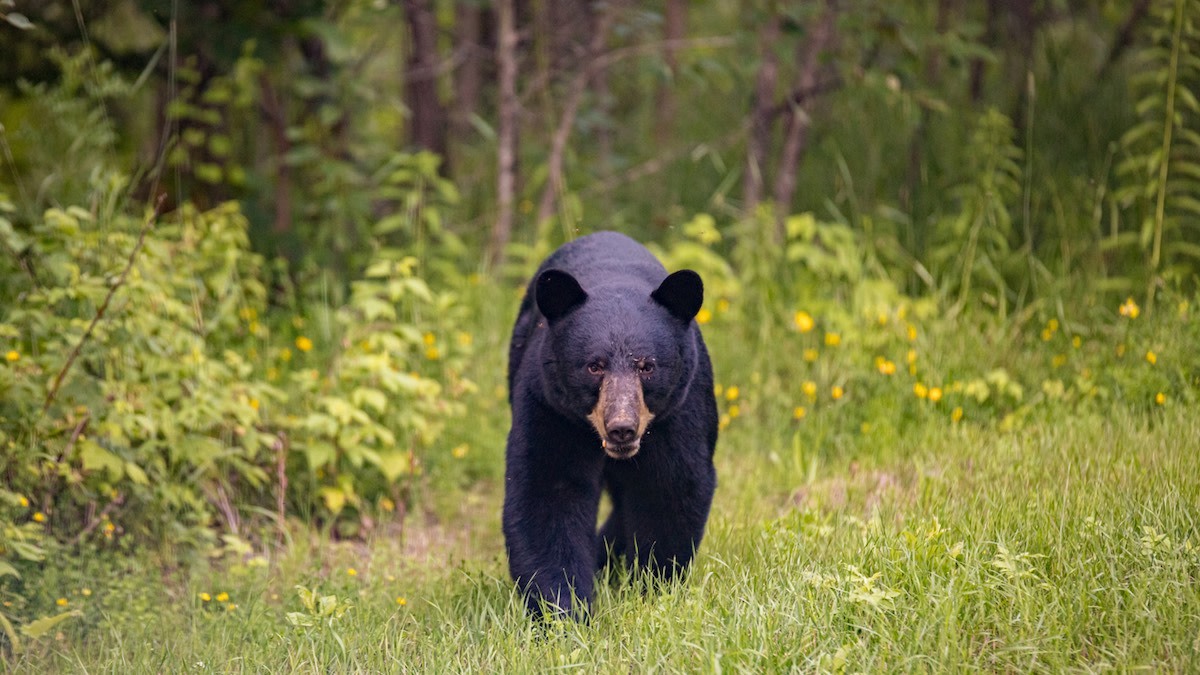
587, 361, 605, 376
638, 360, 655, 375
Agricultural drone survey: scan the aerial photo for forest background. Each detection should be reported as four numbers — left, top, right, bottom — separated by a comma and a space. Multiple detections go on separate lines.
0, 0, 1198, 669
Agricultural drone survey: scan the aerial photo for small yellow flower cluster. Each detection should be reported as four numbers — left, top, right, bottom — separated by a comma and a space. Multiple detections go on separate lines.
4, 350, 18, 362
423, 332, 440, 361
1119, 297, 1140, 319
875, 356, 897, 375
1041, 318, 1059, 342
199, 591, 237, 612
295, 336, 313, 353
794, 311, 815, 333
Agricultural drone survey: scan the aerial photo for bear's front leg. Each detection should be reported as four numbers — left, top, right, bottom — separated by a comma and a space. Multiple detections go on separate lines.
502, 418, 604, 618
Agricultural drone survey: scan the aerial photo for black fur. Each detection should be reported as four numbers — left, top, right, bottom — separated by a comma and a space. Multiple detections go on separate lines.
503, 231, 719, 617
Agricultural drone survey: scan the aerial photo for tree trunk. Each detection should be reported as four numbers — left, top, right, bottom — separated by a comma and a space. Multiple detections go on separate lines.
653, 0, 687, 144
772, 2, 837, 240
402, 0, 449, 160
489, 0, 519, 268
259, 74, 293, 235
452, 1, 485, 139
743, 14, 782, 215
533, 6, 615, 234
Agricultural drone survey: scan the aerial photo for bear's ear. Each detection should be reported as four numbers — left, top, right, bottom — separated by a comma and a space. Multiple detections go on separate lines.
536, 269, 588, 321
651, 270, 704, 323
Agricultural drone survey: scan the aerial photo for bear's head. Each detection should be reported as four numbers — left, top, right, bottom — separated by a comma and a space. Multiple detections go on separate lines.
534, 268, 703, 460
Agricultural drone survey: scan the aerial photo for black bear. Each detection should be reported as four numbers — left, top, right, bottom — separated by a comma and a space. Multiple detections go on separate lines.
503, 231, 718, 617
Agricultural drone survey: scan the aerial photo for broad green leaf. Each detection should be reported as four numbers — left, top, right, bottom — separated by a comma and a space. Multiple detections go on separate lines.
20, 611, 81, 638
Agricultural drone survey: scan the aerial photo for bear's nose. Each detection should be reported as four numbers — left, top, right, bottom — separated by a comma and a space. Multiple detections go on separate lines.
606, 424, 637, 445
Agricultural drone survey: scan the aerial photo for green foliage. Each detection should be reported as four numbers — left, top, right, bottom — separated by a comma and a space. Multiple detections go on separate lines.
930, 107, 1025, 315
1114, 0, 1200, 294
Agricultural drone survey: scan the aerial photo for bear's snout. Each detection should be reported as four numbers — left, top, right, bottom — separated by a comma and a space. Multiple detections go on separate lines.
588, 372, 654, 459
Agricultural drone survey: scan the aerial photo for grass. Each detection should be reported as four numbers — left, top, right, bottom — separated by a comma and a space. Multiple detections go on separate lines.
10, 400, 1198, 672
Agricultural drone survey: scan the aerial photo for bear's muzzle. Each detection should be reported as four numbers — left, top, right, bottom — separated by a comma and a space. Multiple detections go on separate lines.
588, 372, 654, 459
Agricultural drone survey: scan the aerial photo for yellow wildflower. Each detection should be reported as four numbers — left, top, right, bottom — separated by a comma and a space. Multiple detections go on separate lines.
906, 324, 918, 341
423, 332, 436, 346
1041, 328, 1053, 342
913, 383, 929, 399
696, 308, 713, 325
226, 603, 237, 612
56, 598, 67, 607
451, 444, 469, 459
248, 398, 260, 411
425, 346, 441, 361
1119, 297, 1140, 319
295, 336, 313, 353
803, 348, 819, 362
951, 406, 964, 423
876, 358, 896, 375
1052, 354, 1068, 368
831, 385, 845, 400
199, 593, 212, 602
1155, 392, 1166, 405
32, 512, 45, 523
1145, 350, 1157, 365
81, 588, 91, 597
718, 414, 731, 431
4, 350, 18, 362
928, 387, 943, 403
379, 497, 396, 512
396, 597, 408, 606
906, 350, 917, 365
18, 496, 27, 507
725, 386, 739, 401
717, 298, 730, 313
713, 384, 724, 397
876, 313, 888, 327
456, 332, 473, 347
280, 348, 293, 362
793, 406, 807, 420
728, 405, 741, 419
347, 568, 357, 577
1047, 318, 1059, 332
794, 311, 815, 333
824, 332, 841, 347
216, 592, 229, 603
1072, 336, 1082, 349
802, 381, 818, 399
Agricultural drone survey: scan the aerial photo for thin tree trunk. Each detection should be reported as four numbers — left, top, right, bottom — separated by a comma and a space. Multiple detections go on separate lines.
260, 75, 293, 234
533, 7, 615, 233
489, 0, 519, 268
743, 14, 782, 215
403, 0, 449, 160
452, 2, 485, 139
772, 2, 836, 240
1102, 0, 1153, 75
653, 0, 687, 144
969, 0, 999, 103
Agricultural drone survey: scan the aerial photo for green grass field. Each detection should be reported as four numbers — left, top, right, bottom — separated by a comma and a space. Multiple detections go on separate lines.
12, 396, 1198, 672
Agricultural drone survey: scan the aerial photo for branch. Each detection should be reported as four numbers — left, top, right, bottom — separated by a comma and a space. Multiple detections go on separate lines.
42, 194, 166, 415
534, 8, 616, 229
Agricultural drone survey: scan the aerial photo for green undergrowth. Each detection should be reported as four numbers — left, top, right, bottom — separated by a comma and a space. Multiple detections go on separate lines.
8, 406, 1198, 672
